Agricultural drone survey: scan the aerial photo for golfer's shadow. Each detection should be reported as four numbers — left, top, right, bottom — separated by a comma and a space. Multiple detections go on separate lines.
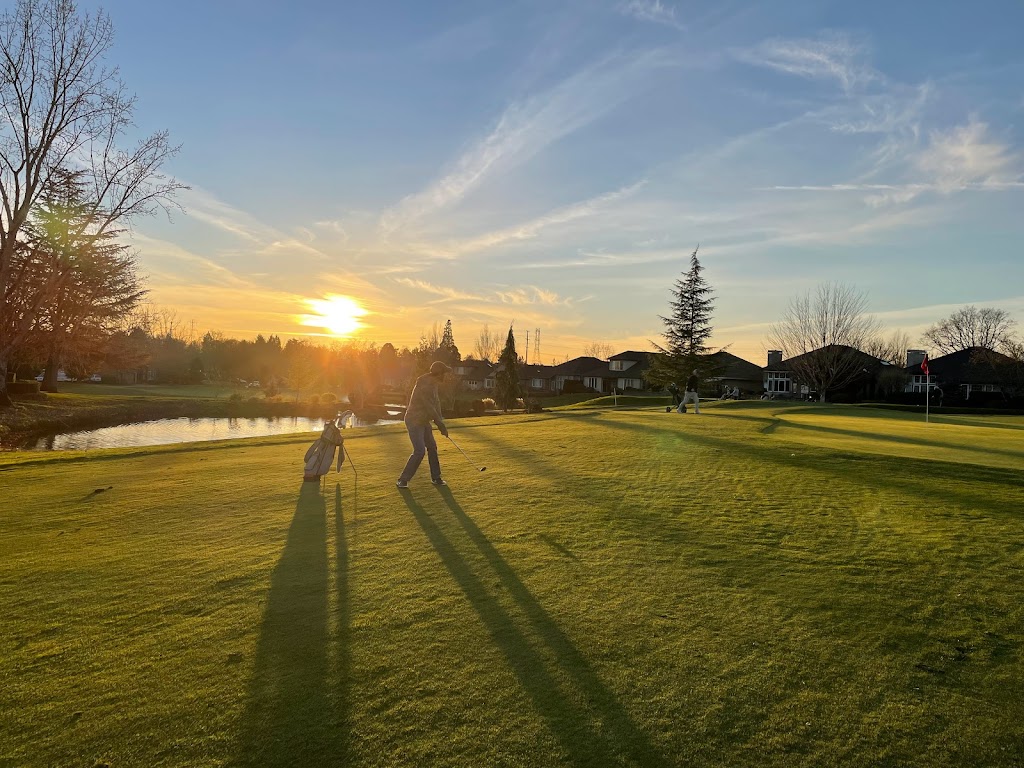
236, 482, 350, 767
403, 489, 665, 767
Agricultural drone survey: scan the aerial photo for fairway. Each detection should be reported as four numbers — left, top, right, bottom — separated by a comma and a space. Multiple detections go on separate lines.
2, 403, 1023, 767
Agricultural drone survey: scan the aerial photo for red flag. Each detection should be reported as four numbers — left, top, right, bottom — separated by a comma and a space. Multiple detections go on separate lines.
921, 354, 929, 376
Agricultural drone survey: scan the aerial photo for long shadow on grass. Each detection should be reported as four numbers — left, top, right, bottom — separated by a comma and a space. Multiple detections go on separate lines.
236, 482, 345, 767
774, 419, 1024, 462
333, 483, 352, 766
470, 414, 1022, 531
593, 415, 1024, 518
401, 492, 667, 767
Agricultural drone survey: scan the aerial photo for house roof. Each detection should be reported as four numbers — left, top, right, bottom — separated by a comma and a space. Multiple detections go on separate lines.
763, 345, 886, 372
704, 350, 763, 380
904, 346, 1017, 384
453, 359, 493, 374
609, 350, 650, 362
519, 364, 557, 378
551, 356, 605, 376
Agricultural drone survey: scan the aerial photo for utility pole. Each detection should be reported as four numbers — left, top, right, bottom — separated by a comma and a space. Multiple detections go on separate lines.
534, 329, 540, 363
525, 330, 529, 364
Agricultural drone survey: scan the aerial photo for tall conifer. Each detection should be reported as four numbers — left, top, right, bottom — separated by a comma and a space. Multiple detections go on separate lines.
647, 246, 714, 386
495, 325, 521, 411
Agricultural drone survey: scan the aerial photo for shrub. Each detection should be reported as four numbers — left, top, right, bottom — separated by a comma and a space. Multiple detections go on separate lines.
481, 398, 496, 410
7, 380, 40, 395
470, 399, 486, 415
228, 393, 244, 403
561, 380, 587, 394
321, 392, 337, 405
515, 398, 525, 409
308, 394, 320, 405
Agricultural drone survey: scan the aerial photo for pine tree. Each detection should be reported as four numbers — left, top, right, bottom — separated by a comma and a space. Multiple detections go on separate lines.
438, 319, 460, 363
647, 246, 714, 387
495, 325, 521, 411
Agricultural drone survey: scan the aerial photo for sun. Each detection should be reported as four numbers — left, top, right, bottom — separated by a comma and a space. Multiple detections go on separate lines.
301, 295, 368, 337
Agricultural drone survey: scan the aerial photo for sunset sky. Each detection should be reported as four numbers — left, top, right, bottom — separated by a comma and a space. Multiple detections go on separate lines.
78, 0, 1024, 364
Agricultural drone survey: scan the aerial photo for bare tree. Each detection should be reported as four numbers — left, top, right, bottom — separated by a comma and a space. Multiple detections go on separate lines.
863, 329, 912, 366
922, 306, 1018, 355
474, 323, 499, 362
767, 282, 882, 401
582, 341, 614, 360
0, 0, 184, 405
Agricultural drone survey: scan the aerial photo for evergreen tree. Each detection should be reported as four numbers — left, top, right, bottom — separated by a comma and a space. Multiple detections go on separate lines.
647, 246, 714, 387
438, 318, 461, 363
495, 325, 521, 411
25, 168, 145, 392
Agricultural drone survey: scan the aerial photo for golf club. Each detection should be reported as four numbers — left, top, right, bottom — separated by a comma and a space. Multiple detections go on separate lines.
446, 435, 486, 472
343, 443, 357, 481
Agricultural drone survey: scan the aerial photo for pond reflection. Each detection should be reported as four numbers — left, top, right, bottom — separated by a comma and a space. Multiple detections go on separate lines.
26, 414, 400, 451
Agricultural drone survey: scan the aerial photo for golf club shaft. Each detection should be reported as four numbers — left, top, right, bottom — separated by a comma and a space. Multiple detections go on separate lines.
447, 435, 484, 471
343, 444, 357, 479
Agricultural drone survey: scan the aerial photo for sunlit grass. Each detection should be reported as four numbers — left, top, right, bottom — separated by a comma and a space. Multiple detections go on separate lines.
2, 406, 1022, 767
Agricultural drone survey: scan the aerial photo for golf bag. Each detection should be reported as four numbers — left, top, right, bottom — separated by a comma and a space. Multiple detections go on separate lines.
303, 415, 346, 482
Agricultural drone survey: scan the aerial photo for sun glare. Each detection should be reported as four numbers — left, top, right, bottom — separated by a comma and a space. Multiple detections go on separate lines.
301, 295, 368, 337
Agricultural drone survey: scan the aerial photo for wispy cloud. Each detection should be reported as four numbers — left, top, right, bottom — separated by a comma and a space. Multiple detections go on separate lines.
734, 33, 877, 93
444, 180, 647, 256
379, 49, 671, 234
767, 118, 1024, 206
394, 277, 575, 307
915, 118, 1022, 192
618, 0, 685, 31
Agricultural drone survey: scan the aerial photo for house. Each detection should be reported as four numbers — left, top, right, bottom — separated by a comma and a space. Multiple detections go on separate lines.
551, 356, 607, 393
518, 363, 557, 394
762, 346, 889, 401
451, 359, 494, 391
903, 347, 1022, 403
485, 362, 557, 396
702, 350, 763, 397
607, 351, 651, 391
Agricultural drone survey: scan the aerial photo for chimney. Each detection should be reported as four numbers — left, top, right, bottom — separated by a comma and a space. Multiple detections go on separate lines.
906, 349, 925, 369
767, 350, 782, 367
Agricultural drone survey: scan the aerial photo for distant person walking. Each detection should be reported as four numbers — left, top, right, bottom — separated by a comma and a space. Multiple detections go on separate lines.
679, 369, 701, 414
397, 361, 450, 489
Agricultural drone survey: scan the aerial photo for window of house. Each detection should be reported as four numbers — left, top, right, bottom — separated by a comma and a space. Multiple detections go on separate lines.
484, 379, 494, 389
766, 372, 790, 393
910, 374, 931, 393
530, 378, 546, 389
609, 360, 624, 371
584, 377, 601, 389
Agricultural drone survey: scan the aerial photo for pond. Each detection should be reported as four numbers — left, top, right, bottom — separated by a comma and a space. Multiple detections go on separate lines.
23, 414, 402, 451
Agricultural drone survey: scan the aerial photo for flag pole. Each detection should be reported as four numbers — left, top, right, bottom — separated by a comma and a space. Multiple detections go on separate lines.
925, 372, 929, 423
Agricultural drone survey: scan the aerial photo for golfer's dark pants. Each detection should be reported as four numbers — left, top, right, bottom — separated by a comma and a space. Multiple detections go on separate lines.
399, 423, 441, 482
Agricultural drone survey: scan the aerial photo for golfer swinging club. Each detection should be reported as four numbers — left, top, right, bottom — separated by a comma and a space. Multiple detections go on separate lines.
679, 368, 701, 414
396, 361, 450, 489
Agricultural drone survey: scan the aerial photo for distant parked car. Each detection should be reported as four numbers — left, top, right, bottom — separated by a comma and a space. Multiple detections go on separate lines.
247, 380, 261, 388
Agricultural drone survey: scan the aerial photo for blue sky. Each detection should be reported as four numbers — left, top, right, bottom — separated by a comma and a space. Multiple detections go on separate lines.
79, 0, 1024, 364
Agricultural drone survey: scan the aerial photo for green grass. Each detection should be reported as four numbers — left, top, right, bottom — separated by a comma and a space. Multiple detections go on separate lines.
2, 403, 1023, 767
57, 382, 258, 399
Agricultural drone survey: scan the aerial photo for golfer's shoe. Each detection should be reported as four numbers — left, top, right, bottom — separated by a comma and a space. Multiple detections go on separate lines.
396, 479, 409, 489
431, 478, 447, 486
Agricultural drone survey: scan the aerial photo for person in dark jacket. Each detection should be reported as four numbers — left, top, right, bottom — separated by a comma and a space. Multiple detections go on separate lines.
397, 361, 450, 488
679, 369, 701, 414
